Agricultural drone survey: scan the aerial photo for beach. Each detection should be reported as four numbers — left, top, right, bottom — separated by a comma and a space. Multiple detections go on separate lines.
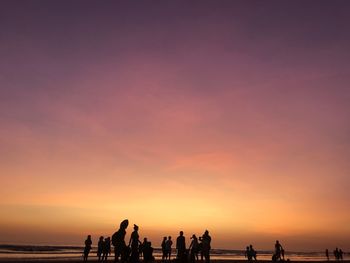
0, 244, 348, 263
0, 259, 349, 263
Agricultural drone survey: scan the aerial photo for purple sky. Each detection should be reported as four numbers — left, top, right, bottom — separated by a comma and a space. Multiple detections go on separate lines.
1, 1, 350, 250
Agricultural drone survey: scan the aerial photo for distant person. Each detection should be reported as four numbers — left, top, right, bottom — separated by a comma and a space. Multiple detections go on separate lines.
139, 238, 145, 260
140, 238, 148, 261
176, 231, 186, 263
334, 248, 339, 261
112, 219, 129, 263
245, 246, 252, 262
165, 236, 173, 261
83, 235, 92, 262
274, 240, 283, 261
161, 237, 167, 262
97, 236, 104, 261
339, 249, 343, 260
129, 224, 141, 263
198, 237, 203, 261
189, 234, 199, 263
326, 249, 329, 261
102, 237, 111, 262
143, 239, 154, 263
249, 245, 257, 261
202, 230, 211, 263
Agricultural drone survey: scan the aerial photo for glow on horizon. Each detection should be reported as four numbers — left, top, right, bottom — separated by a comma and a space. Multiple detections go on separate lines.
0, 1, 350, 251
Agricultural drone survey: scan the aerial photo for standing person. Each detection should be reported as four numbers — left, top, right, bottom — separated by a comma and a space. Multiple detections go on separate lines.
274, 241, 283, 260
245, 246, 252, 262
334, 248, 339, 260
97, 236, 104, 262
176, 231, 186, 263
141, 238, 148, 261
326, 249, 329, 261
102, 237, 111, 262
129, 224, 141, 263
249, 245, 257, 261
139, 238, 145, 261
161, 237, 167, 262
112, 219, 129, 263
202, 230, 211, 263
83, 235, 92, 262
189, 234, 199, 263
143, 239, 154, 263
165, 236, 173, 261
198, 237, 203, 261
339, 249, 343, 260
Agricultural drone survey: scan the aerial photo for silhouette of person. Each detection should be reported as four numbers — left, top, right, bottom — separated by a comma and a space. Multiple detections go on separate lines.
140, 238, 147, 261
189, 234, 199, 263
198, 237, 203, 261
139, 238, 145, 260
129, 224, 141, 263
339, 249, 343, 260
161, 237, 167, 262
102, 237, 111, 262
97, 236, 104, 262
112, 219, 129, 263
249, 245, 257, 261
201, 230, 211, 263
274, 240, 283, 261
143, 239, 154, 263
83, 235, 92, 262
245, 246, 252, 262
326, 249, 329, 261
334, 248, 339, 261
176, 231, 186, 263
165, 236, 173, 261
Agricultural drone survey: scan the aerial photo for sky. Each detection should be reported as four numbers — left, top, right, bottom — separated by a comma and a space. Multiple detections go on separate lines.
0, 1, 350, 251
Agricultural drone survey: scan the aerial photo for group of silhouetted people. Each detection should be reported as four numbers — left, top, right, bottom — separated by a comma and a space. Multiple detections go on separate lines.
83, 219, 211, 263
83, 220, 153, 263
174, 230, 211, 263
161, 236, 173, 261
325, 248, 344, 261
96, 236, 111, 262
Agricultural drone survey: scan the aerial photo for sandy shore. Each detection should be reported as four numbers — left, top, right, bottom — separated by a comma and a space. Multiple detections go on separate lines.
0, 260, 349, 263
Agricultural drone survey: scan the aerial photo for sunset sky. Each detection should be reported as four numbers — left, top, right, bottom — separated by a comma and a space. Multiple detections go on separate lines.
1, 1, 350, 251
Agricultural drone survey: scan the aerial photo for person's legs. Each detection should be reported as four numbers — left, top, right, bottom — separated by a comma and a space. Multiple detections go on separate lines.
114, 247, 119, 263
204, 250, 210, 263
167, 251, 171, 261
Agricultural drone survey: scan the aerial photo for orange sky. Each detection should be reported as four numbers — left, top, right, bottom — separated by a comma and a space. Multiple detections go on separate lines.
1, 1, 350, 251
